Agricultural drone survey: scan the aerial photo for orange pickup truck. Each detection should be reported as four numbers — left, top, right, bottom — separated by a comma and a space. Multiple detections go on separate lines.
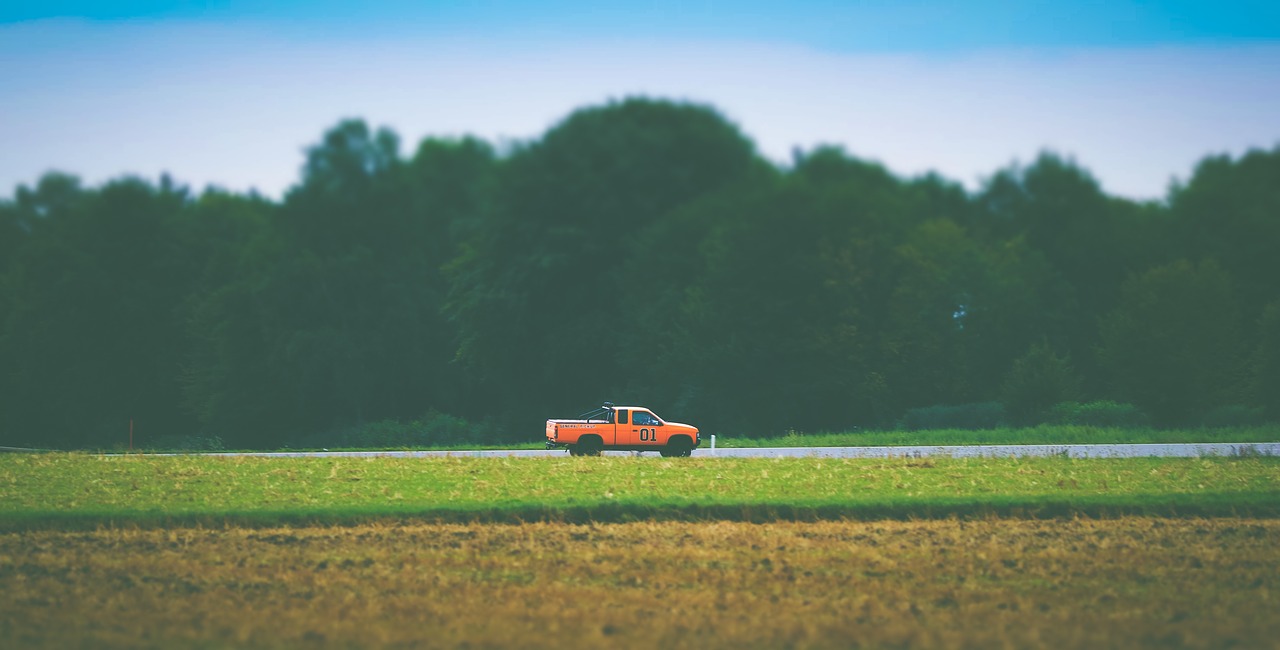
546, 403, 700, 457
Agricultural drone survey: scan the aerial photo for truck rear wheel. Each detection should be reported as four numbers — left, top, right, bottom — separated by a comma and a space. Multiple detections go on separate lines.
577, 436, 603, 457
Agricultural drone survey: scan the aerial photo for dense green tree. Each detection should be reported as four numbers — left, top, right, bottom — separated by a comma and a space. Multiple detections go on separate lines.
183, 122, 495, 446
1251, 302, 1280, 420
1098, 259, 1245, 426
176, 190, 275, 437
0, 204, 26, 269
3, 100, 1279, 447
447, 98, 760, 427
1170, 147, 1280, 325
0, 175, 196, 447
1000, 341, 1081, 426
976, 154, 1164, 385
612, 171, 777, 426
880, 219, 1055, 413
0, 176, 88, 444
660, 149, 922, 435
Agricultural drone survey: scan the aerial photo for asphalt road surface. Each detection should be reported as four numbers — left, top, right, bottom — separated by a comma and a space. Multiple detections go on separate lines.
146, 442, 1279, 459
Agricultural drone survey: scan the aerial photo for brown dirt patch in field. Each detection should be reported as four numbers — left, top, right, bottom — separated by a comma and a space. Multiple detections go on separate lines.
1, 518, 1277, 649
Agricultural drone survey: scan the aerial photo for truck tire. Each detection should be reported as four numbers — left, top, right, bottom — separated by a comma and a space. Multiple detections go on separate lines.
577, 436, 603, 457
663, 437, 693, 458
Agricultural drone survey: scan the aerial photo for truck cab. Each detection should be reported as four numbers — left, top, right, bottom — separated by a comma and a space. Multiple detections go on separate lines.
545, 402, 700, 457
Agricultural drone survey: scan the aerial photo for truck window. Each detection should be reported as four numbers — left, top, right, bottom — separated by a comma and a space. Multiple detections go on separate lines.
617, 409, 628, 425
634, 411, 660, 426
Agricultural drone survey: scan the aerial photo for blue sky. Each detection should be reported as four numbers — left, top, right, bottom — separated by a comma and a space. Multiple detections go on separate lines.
7, 1, 1280, 49
3, 1, 1279, 199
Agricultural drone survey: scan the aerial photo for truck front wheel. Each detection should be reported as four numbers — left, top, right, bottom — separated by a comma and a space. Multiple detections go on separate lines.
662, 437, 693, 458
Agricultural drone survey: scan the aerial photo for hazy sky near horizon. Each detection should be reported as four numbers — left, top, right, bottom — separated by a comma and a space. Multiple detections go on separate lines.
3, 1, 1279, 200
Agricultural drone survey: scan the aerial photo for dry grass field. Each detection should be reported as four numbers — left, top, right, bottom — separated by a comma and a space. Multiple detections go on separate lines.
2, 517, 1277, 649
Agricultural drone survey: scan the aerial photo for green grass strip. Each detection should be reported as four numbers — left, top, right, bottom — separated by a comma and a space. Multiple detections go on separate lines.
2, 454, 1277, 530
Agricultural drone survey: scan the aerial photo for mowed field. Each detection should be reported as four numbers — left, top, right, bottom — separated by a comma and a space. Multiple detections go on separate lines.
2, 454, 1279, 648
4, 519, 1279, 649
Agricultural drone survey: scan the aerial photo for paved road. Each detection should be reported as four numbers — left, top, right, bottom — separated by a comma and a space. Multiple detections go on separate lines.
146, 442, 1279, 459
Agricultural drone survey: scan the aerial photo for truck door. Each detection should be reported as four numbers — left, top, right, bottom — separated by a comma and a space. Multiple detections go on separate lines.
614, 408, 632, 446
631, 409, 663, 447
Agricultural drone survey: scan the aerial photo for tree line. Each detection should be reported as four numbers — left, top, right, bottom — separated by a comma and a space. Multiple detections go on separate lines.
2, 98, 1278, 449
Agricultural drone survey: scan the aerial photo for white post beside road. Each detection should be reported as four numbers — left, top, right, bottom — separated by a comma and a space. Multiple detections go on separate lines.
710, 434, 716, 454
